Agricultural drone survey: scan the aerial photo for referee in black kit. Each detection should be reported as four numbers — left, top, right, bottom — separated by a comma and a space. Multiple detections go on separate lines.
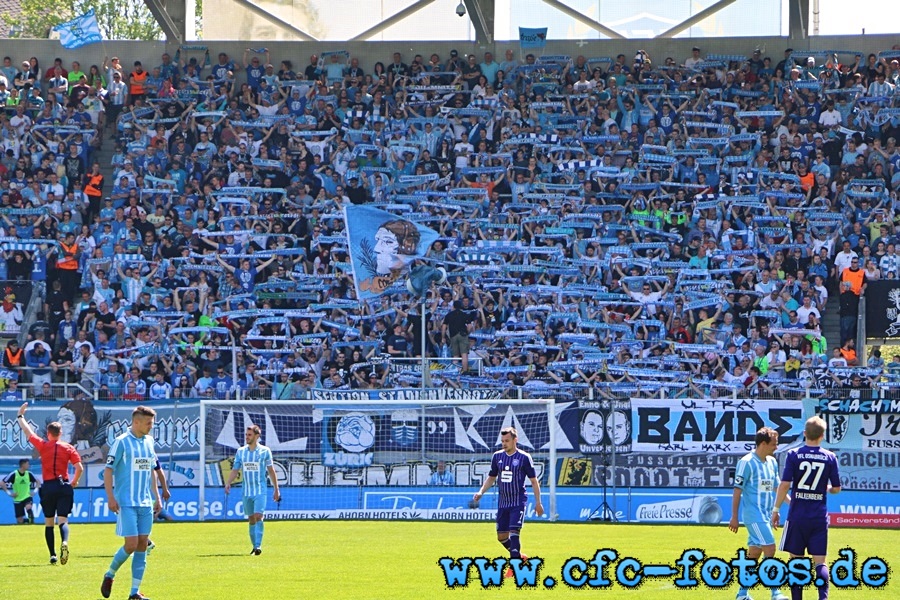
15, 403, 84, 565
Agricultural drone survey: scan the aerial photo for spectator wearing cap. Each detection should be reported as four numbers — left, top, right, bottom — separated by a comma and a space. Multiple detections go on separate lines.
115, 159, 137, 187
25, 341, 52, 389
13, 60, 35, 93
241, 47, 269, 91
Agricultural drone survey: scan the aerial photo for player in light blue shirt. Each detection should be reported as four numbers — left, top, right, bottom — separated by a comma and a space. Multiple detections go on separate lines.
729, 426, 788, 600
101, 406, 161, 600
225, 425, 281, 555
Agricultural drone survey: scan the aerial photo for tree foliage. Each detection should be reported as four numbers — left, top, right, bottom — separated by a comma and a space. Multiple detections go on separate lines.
3, 0, 162, 40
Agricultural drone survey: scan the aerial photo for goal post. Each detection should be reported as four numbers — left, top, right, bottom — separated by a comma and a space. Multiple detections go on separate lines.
199, 398, 557, 522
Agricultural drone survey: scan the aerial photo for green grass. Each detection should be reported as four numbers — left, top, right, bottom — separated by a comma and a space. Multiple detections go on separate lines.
0, 521, 896, 599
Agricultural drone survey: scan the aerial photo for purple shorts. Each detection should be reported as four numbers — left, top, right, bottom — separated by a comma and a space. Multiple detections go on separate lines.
780, 518, 829, 556
496, 506, 526, 532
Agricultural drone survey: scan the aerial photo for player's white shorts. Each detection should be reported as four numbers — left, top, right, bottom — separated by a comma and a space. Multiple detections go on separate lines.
746, 520, 776, 547
116, 506, 154, 538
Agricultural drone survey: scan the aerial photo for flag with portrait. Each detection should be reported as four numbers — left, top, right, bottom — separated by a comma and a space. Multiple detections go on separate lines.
343, 205, 439, 300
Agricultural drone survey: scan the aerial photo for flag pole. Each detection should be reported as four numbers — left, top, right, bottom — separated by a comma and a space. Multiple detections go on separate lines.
421, 299, 429, 391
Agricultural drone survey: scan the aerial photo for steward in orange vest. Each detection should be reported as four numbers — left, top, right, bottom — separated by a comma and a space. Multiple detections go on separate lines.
4, 340, 23, 368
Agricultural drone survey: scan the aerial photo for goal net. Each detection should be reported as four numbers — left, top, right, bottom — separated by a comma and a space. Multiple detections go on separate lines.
200, 397, 557, 521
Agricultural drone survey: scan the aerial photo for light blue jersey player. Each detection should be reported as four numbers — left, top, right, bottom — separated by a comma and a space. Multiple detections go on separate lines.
729, 427, 788, 600
225, 425, 281, 555
101, 406, 161, 600
473, 427, 544, 578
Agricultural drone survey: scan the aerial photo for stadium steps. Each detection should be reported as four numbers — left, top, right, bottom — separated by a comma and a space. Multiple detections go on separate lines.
94, 140, 118, 196
821, 292, 841, 350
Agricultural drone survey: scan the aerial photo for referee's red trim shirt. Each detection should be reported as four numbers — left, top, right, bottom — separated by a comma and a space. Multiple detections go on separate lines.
28, 435, 81, 482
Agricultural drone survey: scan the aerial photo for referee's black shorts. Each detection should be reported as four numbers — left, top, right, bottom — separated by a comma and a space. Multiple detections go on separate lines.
39, 480, 74, 518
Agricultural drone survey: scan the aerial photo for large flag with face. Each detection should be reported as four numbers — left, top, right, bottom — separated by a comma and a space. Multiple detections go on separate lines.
343, 205, 439, 300
53, 9, 103, 49
519, 27, 548, 49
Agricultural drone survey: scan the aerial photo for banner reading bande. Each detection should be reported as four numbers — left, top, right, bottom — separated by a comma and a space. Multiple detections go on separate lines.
629, 397, 804, 453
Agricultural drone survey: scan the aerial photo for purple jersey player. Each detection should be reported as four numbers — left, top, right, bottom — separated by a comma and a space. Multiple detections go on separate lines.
772, 416, 842, 600
473, 427, 544, 577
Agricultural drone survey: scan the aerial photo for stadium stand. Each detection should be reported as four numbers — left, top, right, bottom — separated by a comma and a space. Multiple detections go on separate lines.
1, 41, 900, 403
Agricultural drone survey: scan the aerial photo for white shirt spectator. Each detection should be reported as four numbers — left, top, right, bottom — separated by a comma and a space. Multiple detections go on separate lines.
818, 107, 842, 128
627, 286, 665, 316
765, 348, 787, 371
9, 112, 32, 136
833, 248, 858, 275
759, 292, 784, 311
812, 235, 835, 257
43, 181, 65, 199
828, 356, 848, 368
812, 283, 829, 306
796, 304, 821, 325
453, 141, 473, 169
684, 51, 703, 69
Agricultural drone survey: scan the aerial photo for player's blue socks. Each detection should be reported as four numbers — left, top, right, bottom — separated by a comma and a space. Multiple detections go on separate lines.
815, 563, 829, 600
256, 521, 264, 547
791, 585, 802, 600
508, 531, 521, 559
59, 523, 69, 544
131, 551, 147, 596
107, 546, 129, 578
249, 522, 256, 547
45, 526, 55, 556
499, 537, 511, 551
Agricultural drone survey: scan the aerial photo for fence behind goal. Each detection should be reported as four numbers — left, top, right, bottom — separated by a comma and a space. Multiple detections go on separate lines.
199, 399, 557, 521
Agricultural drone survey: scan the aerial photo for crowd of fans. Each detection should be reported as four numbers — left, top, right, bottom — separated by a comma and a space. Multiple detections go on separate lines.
1, 41, 900, 402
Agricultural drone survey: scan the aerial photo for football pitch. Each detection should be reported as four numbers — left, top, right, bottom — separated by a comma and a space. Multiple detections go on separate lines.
0, 521, 895, 599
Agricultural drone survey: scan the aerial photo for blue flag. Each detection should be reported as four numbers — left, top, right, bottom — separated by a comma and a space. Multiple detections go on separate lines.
519, 27, 548, 49
53, 9, 103, 49
343, 205, 439, 300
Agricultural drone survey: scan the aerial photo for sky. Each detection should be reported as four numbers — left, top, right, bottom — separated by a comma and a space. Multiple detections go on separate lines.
204, 0, 900, 41
812, 0, 898, 36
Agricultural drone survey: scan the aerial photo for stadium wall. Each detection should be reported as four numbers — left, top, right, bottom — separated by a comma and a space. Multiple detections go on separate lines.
0, 485, 896, 526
